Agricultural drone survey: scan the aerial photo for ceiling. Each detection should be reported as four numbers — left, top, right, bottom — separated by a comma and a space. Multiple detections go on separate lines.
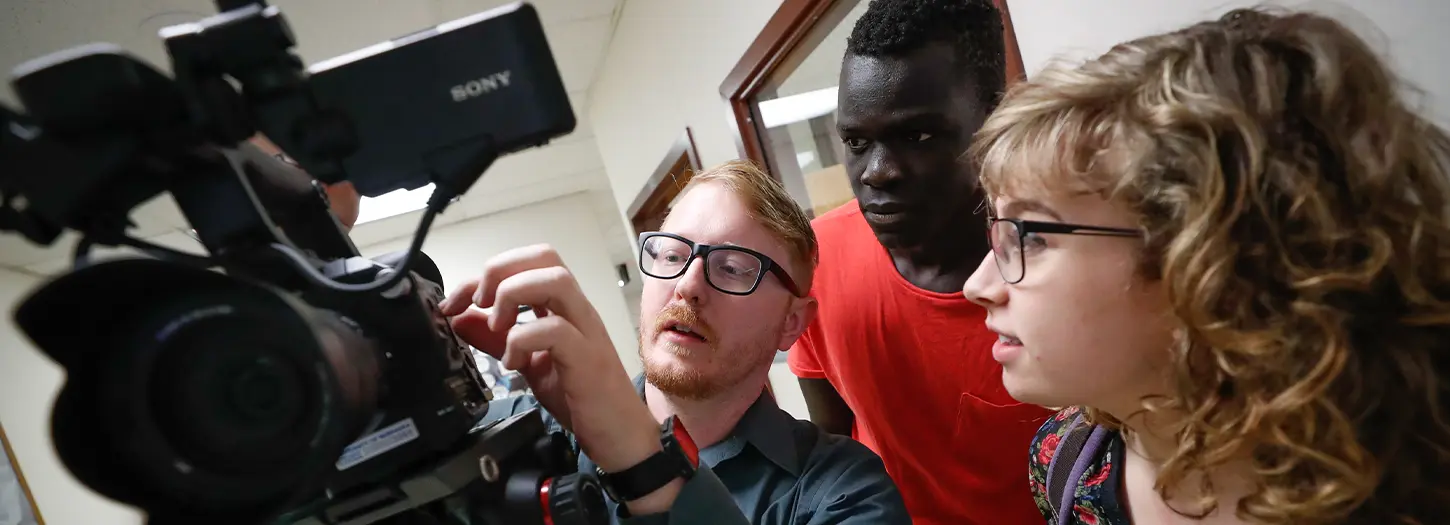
0, 0, 633, 275
773, 0, 867, 100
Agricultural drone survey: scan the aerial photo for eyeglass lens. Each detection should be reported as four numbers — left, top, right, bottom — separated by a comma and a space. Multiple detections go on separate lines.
989, 220, 1025, 283
641, 235, 764, 294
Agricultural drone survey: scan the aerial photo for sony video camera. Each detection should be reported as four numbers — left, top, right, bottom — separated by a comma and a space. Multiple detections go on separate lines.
0, 1, 607, 524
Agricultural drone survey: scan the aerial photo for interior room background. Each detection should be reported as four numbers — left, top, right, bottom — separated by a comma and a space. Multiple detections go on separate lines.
1, 0, 1444, 522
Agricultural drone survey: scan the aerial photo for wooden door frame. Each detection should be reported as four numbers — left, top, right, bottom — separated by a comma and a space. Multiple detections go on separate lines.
627, 128, 702, 236
719, 0, 1026, 170
0, 422, 45, 525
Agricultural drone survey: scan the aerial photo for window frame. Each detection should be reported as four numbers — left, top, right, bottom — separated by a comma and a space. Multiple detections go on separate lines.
719, 0, 1027, 172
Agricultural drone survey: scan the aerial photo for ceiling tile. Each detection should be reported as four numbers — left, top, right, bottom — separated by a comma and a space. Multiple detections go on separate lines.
0, 232, 77, 269
271, 0, 441, 67
458, 170, 600, 220
348, 169, 598, 249
434, 0, 519, 23
484, 137, 605, 189
18, 249, 79, 277
563, 90, 596, 142
347, 202, 471, 249
436, 0, 618, 26
0, 0, 193, 105
128, 194, 188, 239
543, 16, 614, 93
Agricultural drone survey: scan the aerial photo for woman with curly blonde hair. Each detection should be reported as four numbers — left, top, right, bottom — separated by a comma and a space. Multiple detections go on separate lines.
961, 7, 1450, 525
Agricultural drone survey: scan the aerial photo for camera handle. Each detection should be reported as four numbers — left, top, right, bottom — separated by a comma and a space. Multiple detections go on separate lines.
161, 0, 494, 295
281, 409, 610, 525
163, 0, 357, 182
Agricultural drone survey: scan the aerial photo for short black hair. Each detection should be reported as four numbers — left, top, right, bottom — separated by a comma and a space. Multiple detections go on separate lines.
846, 0, 1007, 108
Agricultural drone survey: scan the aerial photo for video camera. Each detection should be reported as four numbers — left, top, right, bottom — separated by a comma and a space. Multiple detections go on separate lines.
0, 1, 608, 524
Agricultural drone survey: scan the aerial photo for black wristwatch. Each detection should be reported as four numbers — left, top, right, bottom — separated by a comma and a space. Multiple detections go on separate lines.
595, 416, 698, 504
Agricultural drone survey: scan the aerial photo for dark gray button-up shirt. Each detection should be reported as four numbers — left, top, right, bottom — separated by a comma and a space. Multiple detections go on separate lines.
480, 377, 909, 524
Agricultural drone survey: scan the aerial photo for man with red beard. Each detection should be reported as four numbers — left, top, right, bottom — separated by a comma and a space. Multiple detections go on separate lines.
440, 160, 907, 524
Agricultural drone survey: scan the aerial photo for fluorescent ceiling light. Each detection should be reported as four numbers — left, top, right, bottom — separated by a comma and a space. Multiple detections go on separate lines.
757, 86, 838, 128
355, 183, 435, 225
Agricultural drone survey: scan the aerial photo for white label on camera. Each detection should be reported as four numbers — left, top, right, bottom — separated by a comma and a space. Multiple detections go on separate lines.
335, 418, 420, 471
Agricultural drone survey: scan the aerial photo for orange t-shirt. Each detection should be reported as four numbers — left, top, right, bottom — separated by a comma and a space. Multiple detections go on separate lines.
789, 202, 1051, 525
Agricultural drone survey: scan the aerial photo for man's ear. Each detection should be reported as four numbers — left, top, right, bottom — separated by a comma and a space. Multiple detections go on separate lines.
776, 296, 817, 350
323, 181, 361, 231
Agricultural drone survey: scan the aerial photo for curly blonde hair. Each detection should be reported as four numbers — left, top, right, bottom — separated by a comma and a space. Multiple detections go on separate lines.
970, 8, 1450, 524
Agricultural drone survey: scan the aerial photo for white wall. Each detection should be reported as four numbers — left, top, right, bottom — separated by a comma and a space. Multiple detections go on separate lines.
1008, 0, 1449, 125
361, 192, 643, 377
0, 268, 145, 524
587, 0, 785, 212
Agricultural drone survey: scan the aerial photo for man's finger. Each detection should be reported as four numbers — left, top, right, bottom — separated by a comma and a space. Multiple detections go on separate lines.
449, 308, 508, 360
489, 266, 591, 334
515, 351, 570, 428
441, 281, 481, 316
501, 314, 581, 371
522, 350, 554, 379
472, 244, 566, 308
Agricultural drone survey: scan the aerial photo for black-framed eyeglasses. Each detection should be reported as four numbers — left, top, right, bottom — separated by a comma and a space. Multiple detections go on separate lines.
987, 218, 1139, 284
638, 232, 804, 297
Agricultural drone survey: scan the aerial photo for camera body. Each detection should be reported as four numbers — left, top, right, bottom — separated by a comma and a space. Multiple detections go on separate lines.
13, 244, 492, 523
0, 2, 604, 524
298, 251, 494, 496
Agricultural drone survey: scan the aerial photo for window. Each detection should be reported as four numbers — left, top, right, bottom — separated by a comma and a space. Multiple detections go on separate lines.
722, 0, 1025, 217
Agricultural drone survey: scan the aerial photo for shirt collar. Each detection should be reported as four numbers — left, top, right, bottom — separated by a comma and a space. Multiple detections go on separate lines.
633, 376, 802, 476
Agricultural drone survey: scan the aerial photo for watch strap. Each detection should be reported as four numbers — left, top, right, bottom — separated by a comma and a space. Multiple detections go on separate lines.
669, 416, 699, 468
595, 417, 698, 503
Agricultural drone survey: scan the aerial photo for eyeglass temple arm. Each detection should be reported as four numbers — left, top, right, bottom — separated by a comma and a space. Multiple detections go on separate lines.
768, 264, 805, 297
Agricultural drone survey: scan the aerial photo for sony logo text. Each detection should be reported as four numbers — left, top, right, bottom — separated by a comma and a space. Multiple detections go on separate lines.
450, 71, 513, 102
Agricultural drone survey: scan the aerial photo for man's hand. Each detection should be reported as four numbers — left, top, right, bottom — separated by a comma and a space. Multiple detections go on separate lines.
438, 245, 663, 474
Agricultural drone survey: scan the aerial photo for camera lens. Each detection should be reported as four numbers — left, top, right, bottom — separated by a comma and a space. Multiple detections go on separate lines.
147, 311, 324, 477
15, 260, 381, 520
110, 286, 380, 512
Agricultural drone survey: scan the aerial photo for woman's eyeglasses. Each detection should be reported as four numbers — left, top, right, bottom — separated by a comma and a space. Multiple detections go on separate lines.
987, 218, 1139, 284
